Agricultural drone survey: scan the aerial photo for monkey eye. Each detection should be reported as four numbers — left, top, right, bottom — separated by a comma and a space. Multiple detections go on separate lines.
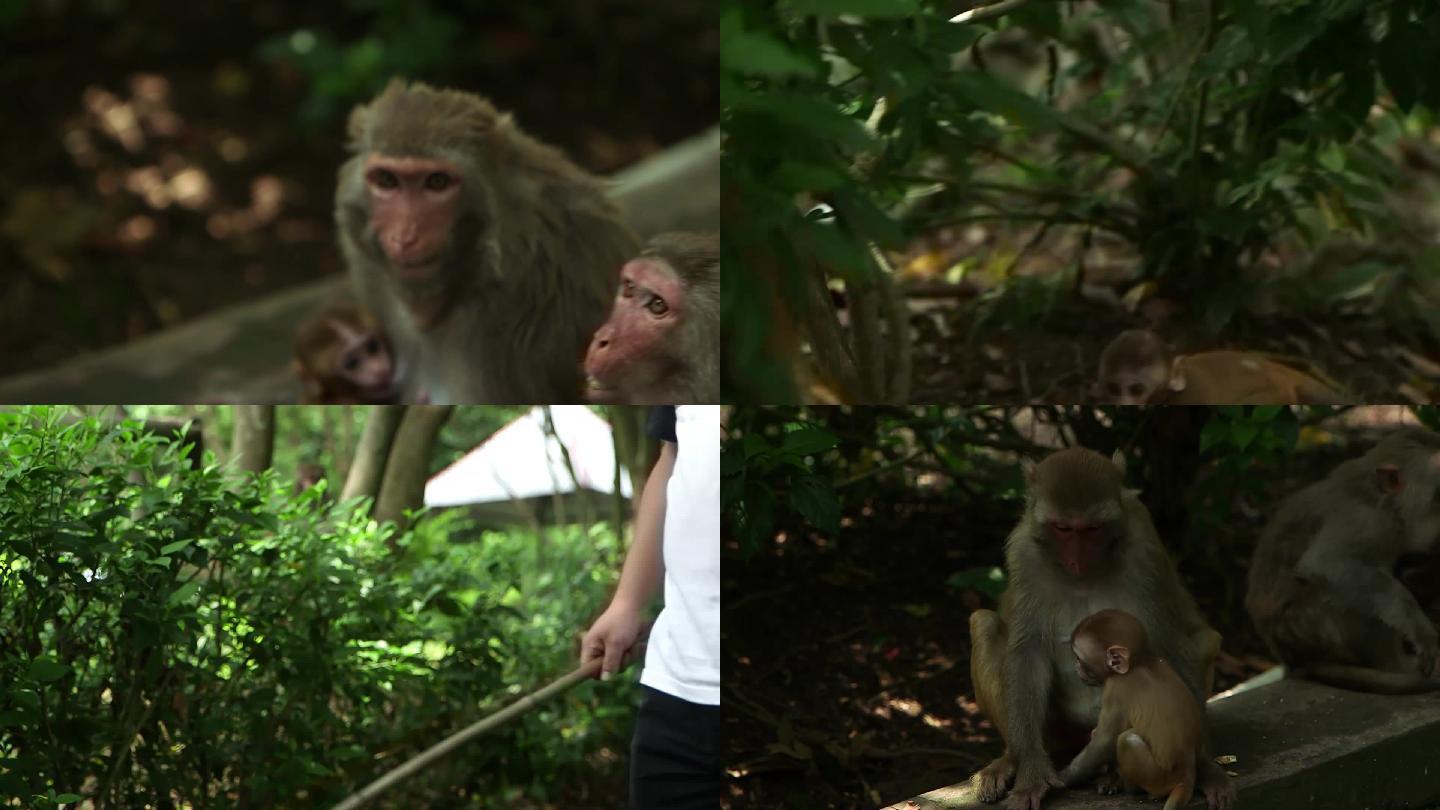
1106, 383, 1122, 396
1127, 383, 1146, 397
364, 338, 381, 354
646, 295, 669, 316
343, 355, 361, 373
621, 279, 635, 297
424, 172, 451, 191
370, 169, 399, 190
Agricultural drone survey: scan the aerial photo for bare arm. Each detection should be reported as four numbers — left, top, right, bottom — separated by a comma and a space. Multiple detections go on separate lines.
580, 441, 674, 679
613, 441, 674, 611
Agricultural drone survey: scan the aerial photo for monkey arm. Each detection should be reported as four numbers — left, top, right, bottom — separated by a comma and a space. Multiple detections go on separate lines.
1000, 632, 1056, 761
1058, 707, 1123, 786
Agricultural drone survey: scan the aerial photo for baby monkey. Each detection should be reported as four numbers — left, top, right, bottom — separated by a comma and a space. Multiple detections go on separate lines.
293, 302, 399, 404
1096, 329, 1346, 405
1059, 609, 1217, 810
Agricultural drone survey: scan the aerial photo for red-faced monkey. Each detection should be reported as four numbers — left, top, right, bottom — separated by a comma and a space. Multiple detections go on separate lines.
337, 80, 639, 403
1060, 609, 1217, 810
293, 303, 398, 404
584, 232, 719, 404
968, 447, 1232, 810
1246, 428, 1440, 693
1096, 329, 1347, 405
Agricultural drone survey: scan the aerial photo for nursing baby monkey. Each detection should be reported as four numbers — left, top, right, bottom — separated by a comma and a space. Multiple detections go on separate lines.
968, 447, 1233, 810
1061, 609, 1211, 810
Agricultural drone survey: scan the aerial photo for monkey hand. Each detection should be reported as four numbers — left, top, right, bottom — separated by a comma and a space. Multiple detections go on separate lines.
1004, 761, 1062, 810
580, 603, 644, 682
1198, 758, 1236, 810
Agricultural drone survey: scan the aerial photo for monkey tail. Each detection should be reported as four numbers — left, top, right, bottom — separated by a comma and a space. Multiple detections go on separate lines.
1301, 663, 1440, 695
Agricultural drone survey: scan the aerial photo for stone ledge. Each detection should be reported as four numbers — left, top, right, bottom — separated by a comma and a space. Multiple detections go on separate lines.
885, 675, 1440, 810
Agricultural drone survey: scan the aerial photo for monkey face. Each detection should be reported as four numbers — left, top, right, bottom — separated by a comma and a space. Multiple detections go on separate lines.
338, 331, 395, 396
1383, 450, 1440, 554
363, 154, 463, 279
1043, 517, 1115, 576
1073, 647, 1106, 686
583, 256, 685, 403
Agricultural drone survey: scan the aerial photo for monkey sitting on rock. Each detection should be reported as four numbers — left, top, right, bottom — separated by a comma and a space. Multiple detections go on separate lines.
1246, 427, 1440, 693
1060, 609, 1220, 810
967, 447, 1234, 810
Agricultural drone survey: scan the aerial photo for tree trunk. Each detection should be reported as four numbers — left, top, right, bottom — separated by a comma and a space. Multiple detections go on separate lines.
230, 405, 275, 475
341, 405, 406, 504
373, 405, 454, 530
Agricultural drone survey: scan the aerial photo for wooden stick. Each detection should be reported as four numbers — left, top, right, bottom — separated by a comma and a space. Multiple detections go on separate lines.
332, 658, 604, 810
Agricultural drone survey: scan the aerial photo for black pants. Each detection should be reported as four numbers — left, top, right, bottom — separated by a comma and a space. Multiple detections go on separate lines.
629, 685, 720, 810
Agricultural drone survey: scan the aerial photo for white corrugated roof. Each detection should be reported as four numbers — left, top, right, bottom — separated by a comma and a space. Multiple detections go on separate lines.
424, 406, 633, 507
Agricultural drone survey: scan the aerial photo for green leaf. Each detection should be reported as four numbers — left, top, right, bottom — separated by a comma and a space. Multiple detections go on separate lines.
168, 580, 202, 606
720, 10, 818, 78
768, 161, 850, 193
730, 92, 875, 151
780, 427, 840, 457
783, 0, 920, 20
26, 659, 69, 683
159, 539, 194, 556
950, 71, 1059, 131
744, 433, 774, 460
946, 566, 1007, 599
788, 473, 841, 534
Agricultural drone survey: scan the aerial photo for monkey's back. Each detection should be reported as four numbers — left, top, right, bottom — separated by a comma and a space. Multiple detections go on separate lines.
1164, 351, 1344, 405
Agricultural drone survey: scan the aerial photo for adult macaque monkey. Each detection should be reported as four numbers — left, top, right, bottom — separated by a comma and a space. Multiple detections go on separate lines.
1060, 609, 1217, 810
968, 447, 1232, 810
292, 303, 399, 404
584, 232, 719, 404
337, 80, 639, 403
1246, 428, 1440, 693
1096, 329, 1347, 405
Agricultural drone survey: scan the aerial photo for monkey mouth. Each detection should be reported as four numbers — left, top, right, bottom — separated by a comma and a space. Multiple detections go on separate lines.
394, 257, 441, 278
585, 375, 619, 402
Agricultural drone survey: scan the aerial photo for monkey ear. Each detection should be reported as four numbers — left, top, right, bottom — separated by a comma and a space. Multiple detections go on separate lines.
1167, 357, 1189, 392
1109, 450, 1127, 477
1106, 645, 1130, 675
1376, 463, 1404, 495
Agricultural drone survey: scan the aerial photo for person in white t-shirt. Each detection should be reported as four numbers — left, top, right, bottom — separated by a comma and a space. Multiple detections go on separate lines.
581, 405, 719, 810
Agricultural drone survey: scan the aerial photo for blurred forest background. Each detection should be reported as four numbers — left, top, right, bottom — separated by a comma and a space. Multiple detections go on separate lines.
0, 404, 663, 809
721, 0, 1440, 404
0, 0, 717, 377
720, 405, 1440, 808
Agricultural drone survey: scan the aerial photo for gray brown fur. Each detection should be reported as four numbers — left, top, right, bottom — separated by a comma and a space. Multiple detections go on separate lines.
969, 447, 1232, 809
644, 232, 719, 403
1246, 428, 1440, 693
336, 80, 639, 403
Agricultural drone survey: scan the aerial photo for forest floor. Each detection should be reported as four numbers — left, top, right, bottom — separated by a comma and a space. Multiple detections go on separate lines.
0, 2, 716, 377
721, 436, 1440, 810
